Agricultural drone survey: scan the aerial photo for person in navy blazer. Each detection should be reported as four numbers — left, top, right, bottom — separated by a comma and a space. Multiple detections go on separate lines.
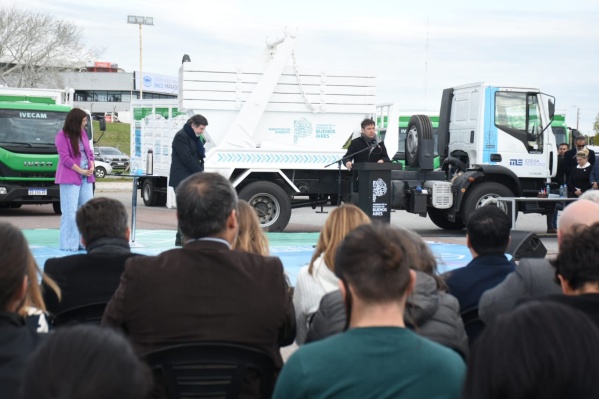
445, 206, 515, 315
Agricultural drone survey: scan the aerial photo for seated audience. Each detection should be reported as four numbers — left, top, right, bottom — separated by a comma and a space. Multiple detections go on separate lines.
464, 301, 599, 399
232, 199, 269, 256
103, 173, 295, 399
293, 204, 370, 344
445, 206, 514, 313
0, 222, 44, 398
307, 228, 468, 358
479, 199, 599, 323
21, 325, 150, 399
545, 222, 599, 327
273, 224, 465, 399
42, 197, 137, 316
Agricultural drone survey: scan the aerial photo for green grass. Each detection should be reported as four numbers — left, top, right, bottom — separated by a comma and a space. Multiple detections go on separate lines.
92, 121, 131, 155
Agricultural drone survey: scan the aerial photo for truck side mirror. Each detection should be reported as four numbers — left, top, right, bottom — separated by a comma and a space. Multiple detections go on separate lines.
548, 99, 555, 119
98, 117, 106, 132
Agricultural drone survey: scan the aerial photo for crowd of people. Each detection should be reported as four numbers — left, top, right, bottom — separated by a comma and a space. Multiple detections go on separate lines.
3, 110, 599, 397
2, 168, 599, 398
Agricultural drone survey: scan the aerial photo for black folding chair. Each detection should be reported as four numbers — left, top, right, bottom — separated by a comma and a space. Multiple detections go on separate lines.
141, 342, 276, 399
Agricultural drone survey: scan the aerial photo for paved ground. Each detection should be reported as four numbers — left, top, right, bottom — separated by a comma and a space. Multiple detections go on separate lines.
3, 178, 559, 256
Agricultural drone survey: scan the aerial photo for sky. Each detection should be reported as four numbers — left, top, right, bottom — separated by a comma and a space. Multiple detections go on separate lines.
13, 0, 599, 134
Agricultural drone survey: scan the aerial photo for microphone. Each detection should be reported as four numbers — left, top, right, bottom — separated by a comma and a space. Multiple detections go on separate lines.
369, 138, 379, 156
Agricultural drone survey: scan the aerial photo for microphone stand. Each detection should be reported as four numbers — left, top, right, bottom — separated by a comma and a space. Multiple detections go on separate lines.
325, 142, 377, 208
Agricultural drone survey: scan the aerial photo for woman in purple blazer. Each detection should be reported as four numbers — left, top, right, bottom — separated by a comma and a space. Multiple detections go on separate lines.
55, 108, 95, 251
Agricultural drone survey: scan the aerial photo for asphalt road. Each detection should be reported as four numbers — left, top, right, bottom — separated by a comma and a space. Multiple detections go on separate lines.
2, 179, 559, 255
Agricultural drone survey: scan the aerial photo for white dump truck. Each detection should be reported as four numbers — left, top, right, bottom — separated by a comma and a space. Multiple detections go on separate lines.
132, 33, 559, 231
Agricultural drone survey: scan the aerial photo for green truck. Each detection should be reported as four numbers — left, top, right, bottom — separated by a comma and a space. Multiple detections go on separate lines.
0, 87, 100, 213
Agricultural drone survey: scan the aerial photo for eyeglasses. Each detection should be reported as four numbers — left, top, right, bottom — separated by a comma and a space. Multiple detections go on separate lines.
577, 145, 586, 148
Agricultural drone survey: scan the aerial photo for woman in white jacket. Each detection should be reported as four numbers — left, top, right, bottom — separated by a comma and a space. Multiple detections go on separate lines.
293, 204, 371, 344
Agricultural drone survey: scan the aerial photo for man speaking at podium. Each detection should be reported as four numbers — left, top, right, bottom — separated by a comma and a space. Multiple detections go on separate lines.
344, 118, 390, 171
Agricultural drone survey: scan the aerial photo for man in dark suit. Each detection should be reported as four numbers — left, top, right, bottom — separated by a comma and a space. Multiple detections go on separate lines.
169, 114, 208, 246
102, 172, 295, 396
42, 197, 136, 316
445, 206, 515, 342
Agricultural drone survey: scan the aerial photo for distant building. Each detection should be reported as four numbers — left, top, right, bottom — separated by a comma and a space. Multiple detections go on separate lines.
60, 61, 177, 118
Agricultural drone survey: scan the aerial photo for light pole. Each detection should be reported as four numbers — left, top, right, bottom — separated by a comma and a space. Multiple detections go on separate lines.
127, 15, 154, 100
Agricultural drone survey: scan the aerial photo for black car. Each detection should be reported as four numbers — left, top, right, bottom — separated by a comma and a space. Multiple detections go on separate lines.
93, 146, 130, 174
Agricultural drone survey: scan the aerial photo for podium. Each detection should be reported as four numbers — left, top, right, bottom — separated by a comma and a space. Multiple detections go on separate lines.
352, 163, 403, 223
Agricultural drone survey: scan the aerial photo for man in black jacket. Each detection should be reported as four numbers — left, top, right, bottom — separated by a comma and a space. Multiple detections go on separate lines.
42, 197, 137, 316
343, 118, 390, 171
169, 114, 208, 246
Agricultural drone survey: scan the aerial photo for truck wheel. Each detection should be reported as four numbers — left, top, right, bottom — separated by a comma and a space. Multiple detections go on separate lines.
53, 202, 62, 215
461, 182, 515, 225
406, 115, 433, 167
238, 181, 291, 232
427, 207, 465, 230
94, 166, 107, 179
142, 179, 158, 206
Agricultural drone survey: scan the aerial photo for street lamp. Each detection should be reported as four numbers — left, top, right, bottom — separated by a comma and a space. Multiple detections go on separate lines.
127, 15, 154, 100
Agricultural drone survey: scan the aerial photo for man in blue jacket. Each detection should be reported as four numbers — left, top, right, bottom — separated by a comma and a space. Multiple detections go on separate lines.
445, 206, 515, 342
169, 114, 208, 246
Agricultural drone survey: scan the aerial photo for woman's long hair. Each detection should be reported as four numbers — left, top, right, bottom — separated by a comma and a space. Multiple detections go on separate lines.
62, 108, 88, 154
21, 252, 61, 316
233, 200, 269, 256
308, 204, 371, 274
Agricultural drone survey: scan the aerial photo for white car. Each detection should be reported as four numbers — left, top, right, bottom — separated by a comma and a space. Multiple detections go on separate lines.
94, 160, 113, 178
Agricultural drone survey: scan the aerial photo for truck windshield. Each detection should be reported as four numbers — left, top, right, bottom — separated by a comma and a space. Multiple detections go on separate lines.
0, 109, 67, 145
495, 92, 544, 153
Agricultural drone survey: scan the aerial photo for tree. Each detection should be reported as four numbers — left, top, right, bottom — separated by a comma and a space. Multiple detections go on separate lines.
593, 112, 599, 146
0, 6, 102, 88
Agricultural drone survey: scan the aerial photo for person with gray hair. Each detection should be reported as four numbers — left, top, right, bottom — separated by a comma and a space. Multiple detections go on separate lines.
579, 189, 599, 203
103, 172, 295, 398
479, 199, 599, 323
42, 197, 136, 316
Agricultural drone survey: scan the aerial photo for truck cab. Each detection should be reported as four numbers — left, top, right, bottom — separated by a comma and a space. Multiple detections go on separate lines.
446, 83, 556, 181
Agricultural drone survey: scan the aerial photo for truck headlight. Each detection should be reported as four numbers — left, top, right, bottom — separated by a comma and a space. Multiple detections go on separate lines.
0, 187, 7, 195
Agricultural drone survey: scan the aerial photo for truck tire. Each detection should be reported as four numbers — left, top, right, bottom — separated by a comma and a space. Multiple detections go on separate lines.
53, 202, 62, 215
238, 181, 291, 232
406, 115, 433, 167
157, 193, 167, 207
427, 207, 465, 230
142, 179, 158, 206
461, 182, 515, 225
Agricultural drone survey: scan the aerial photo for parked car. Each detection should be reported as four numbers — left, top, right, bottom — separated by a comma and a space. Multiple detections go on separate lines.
94, 160, 113, 178
93, 146, 130, 174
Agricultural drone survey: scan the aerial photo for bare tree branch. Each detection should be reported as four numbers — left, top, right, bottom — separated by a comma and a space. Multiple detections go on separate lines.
0, 5, 103, 88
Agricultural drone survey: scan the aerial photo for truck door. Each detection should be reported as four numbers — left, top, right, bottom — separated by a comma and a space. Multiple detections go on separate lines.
448, 84, 482, 166
493, 90, 549, 178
